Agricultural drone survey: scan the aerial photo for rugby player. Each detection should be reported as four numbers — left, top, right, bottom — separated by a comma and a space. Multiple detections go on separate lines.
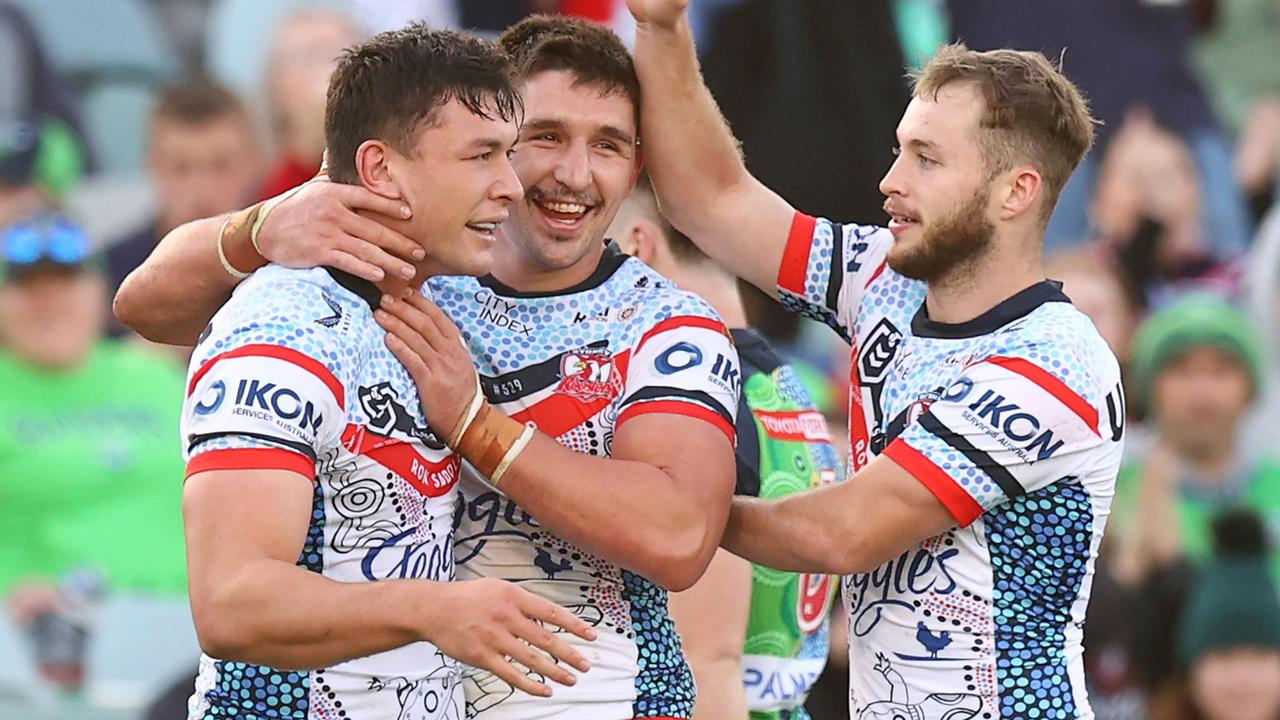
610, 176, 845, 719
172, 25, 594, 719
625, 0, 1126, 717
116, 16, 739, 720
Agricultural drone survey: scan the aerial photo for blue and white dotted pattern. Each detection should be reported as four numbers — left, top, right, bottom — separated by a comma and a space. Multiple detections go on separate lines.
622, 570, 695, 718
985, 481, 1093, 719
779, 215, 1121, 719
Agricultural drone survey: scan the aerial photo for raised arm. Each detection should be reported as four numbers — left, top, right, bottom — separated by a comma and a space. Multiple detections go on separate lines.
627, 0, 796, 297
113, 182, 423, 344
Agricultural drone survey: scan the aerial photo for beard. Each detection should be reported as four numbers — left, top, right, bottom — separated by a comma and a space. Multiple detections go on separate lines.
886, 186, 995, 283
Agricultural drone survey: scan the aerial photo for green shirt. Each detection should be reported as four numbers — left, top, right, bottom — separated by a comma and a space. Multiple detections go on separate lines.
1113, 452, 1280, 578
733, 330, 844, 719
0, 342, 188, 595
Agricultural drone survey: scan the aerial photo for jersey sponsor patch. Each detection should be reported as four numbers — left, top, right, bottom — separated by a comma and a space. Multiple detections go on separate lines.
184, 347, 343, 453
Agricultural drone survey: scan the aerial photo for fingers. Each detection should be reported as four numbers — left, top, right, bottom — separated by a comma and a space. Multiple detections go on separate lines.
333, 183, 413, 223
327, 248, 392, 284
383, 331, 432, 379
511, 614, 591, 675
378, 296, 451, 354
335, 210, 424, 269
476, 653, 554, 698
402, 293, 460, 342
521, 597, 598, 645
496, 635, 578, 688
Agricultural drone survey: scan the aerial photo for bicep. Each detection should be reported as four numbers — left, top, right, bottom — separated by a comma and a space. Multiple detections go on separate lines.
182, 469, 315, 602
612, 414, 736, 505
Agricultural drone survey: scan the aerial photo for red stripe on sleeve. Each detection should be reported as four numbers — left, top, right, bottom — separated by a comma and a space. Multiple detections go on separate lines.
983, 356, 1099, 436
777, 213, 817, 295
186, 448, 317, 482
616, 400, 736, 447
882, 439, 983, 527
188, 343, 345, 408
634, 316, 731, 354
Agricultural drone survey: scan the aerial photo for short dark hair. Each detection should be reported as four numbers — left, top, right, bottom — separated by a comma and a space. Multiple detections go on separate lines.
912, 43, 1096, 221
324, 23, 522, 185
151, 78, 248, 128
498, 15, 640, 133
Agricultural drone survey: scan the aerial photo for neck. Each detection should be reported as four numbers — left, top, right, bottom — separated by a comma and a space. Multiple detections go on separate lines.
353, 209, 443, 299
664, 262, 748, 329
487, 233, 607, 294
923, 232, 1044, 324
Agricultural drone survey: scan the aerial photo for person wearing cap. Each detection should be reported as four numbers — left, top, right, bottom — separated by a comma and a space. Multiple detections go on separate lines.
1110, 292, 1280, 584
1147, 509, 1280, 720
0, 214, 188, 626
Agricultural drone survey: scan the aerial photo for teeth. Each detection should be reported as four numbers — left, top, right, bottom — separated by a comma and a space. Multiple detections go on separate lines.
542, 201, 588, 215
470, 222, 498, 231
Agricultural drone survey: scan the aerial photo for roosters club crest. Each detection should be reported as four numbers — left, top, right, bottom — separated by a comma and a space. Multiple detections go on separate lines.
557, 350, 623, 402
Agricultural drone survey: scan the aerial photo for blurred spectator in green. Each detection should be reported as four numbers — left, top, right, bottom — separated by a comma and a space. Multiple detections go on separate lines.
1111, 293, 1279, 583
0, 215, 187, 625
259, 7, 362, 199
1147, 509, 1280, 720
105, 79, 260, 296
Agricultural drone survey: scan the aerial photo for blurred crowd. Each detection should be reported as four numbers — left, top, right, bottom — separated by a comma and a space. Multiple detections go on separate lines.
2, 1, 1280, 719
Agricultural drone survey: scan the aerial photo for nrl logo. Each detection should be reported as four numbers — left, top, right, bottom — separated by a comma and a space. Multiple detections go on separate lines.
557, 350, 623, 402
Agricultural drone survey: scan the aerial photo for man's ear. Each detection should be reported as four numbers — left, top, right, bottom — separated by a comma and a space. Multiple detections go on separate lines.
625, 218, 667, 268
998, 166, 1043, 222
354, 139, 404, 200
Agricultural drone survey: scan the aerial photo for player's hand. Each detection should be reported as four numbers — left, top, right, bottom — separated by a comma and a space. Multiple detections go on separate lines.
376, 292, 479, 440
625, 0, 690, 28
257, 179, 423, 284
423, 578, 596, 697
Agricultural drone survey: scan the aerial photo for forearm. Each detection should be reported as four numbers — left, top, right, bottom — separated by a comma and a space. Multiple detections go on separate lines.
498, 435, 730, 591
113, 215, 245, 344
631, 15, 751, 234
195, 558, 430, 669
723, 490, 857, 575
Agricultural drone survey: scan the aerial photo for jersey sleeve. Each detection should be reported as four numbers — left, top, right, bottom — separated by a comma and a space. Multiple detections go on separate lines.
180, 288, 354, 482
775, 212, 893, 342
881, 343, 1115, 527
617, 305, 740, 446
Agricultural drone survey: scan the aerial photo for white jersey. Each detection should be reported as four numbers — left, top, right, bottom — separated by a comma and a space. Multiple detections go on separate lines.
776, 215, 1125, 719
431, 246, 739, 720
182, 265, 464, 720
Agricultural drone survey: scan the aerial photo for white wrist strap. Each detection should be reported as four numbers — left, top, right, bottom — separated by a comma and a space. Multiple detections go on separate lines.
449, 377, 486, 447
490, 423, 536, 486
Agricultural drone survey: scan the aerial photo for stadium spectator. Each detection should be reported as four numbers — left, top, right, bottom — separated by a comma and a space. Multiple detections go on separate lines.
1147, 510, 1280, 720
260, 7, 362, 199
1090, 111, 1240, 308
0, 214, 187, 624
948, 0, 1253, 257
1045, 245, 1142, 372
611, 175, 844, 719
1111, 293, 1280, 584
105, 79, 260, 295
